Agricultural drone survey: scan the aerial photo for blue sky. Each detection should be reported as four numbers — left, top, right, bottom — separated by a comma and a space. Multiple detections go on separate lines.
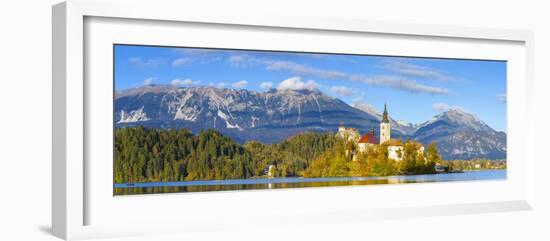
114, 45, 507, 131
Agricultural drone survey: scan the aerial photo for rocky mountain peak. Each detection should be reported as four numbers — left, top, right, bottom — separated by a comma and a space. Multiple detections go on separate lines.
115, 85, 506, 160
430, 109, 491, 132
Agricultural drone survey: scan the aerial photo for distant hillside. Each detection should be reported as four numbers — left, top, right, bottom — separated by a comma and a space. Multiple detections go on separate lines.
115, 85, 384, 143
115, 85, 506, 160
413, 109, 507, 160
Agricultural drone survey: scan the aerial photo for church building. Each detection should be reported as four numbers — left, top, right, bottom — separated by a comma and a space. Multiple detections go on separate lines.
337, 103, 424, 161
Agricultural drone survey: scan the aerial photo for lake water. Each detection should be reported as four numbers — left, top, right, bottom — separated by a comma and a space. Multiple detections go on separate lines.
114, 170, 506, 195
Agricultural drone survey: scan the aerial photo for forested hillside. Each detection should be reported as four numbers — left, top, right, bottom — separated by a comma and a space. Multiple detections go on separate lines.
114, 127, 339, 183
114, 127, 443, 183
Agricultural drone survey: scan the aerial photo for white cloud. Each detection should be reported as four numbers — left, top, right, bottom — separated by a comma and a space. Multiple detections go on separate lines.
171, 78, 201, 86
277, 77, 318, 91
128, 57, 163, 68
382, 59, 451, 81
224, 55, 346, 78
266, 60, 348, 79
143, 77, 154, 85
219, 54, 450, 95
171, 58, 191, 67
497, 93, 506, 103
231, 80, 248, 88
227, 54, 259, 68
172, 48, 224, 64
330, 86, 355, 96
356, 75, 449, 95
432, 102, 466, 112
264, 60, 448, 93
259, 81, 273, 90
263, 59, 448, 95
228, 55, 246, 64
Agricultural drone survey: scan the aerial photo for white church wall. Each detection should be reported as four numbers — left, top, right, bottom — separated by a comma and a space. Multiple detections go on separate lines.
380, 123, 390, 144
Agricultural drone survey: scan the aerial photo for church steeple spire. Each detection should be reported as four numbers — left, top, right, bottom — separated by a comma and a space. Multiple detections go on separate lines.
382, 102, 389, 123
379, 102, 391, 144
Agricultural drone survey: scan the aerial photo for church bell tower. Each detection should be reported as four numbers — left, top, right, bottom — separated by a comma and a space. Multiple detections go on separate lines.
380, 103, 391, 144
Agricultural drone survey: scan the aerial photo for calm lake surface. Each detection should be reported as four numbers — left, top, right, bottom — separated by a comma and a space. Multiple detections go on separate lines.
114, 169, 506, 195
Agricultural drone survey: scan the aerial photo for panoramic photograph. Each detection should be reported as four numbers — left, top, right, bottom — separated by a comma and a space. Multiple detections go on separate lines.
113, 44, 507, 195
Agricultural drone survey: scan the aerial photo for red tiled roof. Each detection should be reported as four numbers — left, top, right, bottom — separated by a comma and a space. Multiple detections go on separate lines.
358, 133, 378, 144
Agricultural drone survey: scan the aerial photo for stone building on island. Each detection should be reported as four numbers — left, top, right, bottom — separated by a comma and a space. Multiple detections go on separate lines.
337, 103, 424, 161
357, 128, 377, 152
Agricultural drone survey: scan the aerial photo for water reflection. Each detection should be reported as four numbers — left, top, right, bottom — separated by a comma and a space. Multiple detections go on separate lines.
114, 170, 506, 195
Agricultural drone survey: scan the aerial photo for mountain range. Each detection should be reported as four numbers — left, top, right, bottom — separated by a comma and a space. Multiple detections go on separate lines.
115, 85, 506, 160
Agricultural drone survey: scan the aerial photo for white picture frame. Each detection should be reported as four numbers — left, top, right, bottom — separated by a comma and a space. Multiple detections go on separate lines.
52, 0, 535, 240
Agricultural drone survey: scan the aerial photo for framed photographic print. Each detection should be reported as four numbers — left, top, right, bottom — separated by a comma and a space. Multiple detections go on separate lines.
112, 44, 508, 195
53, 0, 535, 240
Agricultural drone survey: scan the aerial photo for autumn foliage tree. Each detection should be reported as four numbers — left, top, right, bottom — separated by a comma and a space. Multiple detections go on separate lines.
114, 127, 440, 183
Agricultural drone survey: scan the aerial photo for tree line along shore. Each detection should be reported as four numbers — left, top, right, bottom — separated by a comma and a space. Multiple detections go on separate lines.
114, 126, 505, 183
